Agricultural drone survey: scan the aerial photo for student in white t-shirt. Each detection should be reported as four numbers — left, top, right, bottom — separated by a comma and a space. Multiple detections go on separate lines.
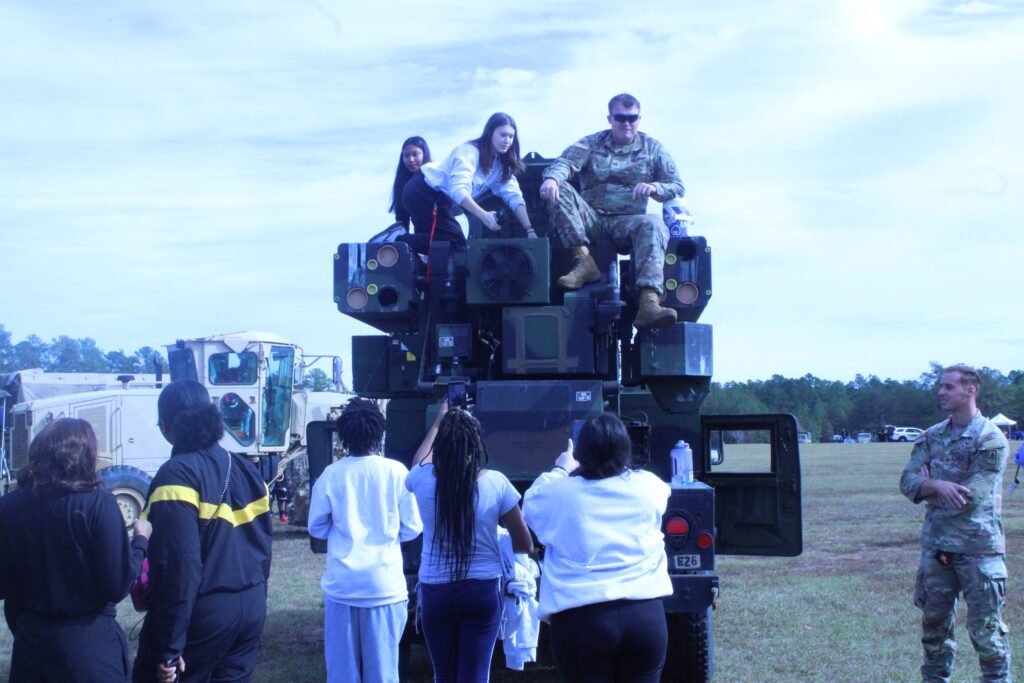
523, 413, 672, 683
308, 398, 423, 683
406, 401, 533, 681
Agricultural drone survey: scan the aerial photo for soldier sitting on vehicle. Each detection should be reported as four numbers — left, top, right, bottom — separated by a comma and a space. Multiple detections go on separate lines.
540, 93, 684, 329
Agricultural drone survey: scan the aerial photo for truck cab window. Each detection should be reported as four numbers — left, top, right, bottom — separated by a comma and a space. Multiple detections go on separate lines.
262, 346, 294, 447
168, 349, 198, 382
209, 352, 258, 385
220, 392, 256, 446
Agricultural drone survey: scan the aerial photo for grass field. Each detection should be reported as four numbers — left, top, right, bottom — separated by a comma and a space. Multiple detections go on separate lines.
2, 442, 1023, 682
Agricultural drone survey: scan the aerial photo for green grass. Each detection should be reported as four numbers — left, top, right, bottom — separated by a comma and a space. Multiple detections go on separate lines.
2, 442, 1023, 681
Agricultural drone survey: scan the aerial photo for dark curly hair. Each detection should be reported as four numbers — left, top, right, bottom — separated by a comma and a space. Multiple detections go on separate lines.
18, 418, 102, 496
158, 380, 225, 453
335, 397, 386, 455
573, 413, 633, 480
431, 408, 489, 580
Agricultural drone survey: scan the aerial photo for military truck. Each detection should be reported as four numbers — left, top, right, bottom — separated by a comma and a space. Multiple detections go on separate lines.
309, 153, 803, 682
4, 332, 346, 525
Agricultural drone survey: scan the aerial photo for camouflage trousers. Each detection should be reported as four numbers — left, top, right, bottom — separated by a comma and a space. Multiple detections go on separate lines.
914, 550, 1012, 682
548, 182, 669, 294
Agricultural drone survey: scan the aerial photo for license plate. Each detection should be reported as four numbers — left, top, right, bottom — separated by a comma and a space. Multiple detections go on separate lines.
673, 554, 701, 569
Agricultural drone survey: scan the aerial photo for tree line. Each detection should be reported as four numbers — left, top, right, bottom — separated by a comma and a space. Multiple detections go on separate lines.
703, 364, 1024, 439
3, 325, 1021, 434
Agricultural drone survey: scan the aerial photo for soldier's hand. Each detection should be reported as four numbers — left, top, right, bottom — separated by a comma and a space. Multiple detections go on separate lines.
922, 479, 972, 509
132, 519, 153, 540
480, 211, 500, 232
631, 182, 656, 199
540, 178, 560, 204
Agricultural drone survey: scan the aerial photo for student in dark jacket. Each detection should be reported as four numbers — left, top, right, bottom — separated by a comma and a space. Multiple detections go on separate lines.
0, 417, 151, 682
132, 380, 273, 683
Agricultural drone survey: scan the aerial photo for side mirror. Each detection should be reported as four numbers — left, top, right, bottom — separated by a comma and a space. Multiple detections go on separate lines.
294, 361, 305, 388
709, 430, 724, 466
332, 357, 343, 390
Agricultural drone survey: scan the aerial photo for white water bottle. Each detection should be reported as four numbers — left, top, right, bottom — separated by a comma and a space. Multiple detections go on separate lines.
670, 440, 694, 485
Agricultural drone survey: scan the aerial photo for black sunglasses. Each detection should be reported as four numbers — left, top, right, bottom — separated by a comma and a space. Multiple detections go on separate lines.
612, 113, 639, 123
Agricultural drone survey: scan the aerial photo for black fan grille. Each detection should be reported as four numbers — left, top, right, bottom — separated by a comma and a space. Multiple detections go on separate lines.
479, 244, 536, 301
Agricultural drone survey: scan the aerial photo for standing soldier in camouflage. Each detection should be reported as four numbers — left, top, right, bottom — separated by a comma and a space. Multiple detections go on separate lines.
539, 93, 683, 328
900, 364, 1012, 682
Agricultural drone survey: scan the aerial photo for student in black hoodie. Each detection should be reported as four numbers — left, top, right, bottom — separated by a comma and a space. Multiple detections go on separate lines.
0, 418, 150, 682
133, 380, 273, 683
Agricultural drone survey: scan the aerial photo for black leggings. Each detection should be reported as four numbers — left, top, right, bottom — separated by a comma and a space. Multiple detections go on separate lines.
398, 172, 465, 254
549, 598, 668, 683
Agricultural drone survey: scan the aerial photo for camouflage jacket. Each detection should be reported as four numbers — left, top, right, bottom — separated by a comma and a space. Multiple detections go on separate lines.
542, 130, 684, 216
899, 412, 1009, 554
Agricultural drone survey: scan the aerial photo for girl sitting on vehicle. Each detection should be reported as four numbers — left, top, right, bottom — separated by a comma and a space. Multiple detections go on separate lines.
399, 112, 536, 255
389, 136, 431, 230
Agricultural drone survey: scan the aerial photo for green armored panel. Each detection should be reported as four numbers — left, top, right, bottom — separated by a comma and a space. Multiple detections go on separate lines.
661, 236, 712, 322
466, 238, 550, 305
502, 296, 595, 375
334, 242, 420, 333
639, 322, 713, 378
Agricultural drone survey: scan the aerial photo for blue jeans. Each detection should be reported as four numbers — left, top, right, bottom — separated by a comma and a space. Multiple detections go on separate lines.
420, 578, 502, 683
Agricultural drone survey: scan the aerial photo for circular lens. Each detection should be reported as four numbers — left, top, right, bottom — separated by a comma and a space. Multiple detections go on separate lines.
675, 239, 698, 261
377, 286, 398, 307
367, 259, 378, 270
366, 284, 379, 295
376, 245, 399, 268
346, 288, 369, 310
675, 282, 699, 305
665, 278, 678, 290
665, 253, 677, 265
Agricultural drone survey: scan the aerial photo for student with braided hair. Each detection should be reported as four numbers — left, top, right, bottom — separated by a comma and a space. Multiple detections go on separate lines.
407, 401, 534, 682
308, 397, 422, 683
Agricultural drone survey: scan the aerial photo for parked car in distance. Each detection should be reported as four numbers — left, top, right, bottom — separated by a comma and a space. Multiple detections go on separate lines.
891, 427, 923, 442
797, 432, 812, 444
855, 432, 872, 444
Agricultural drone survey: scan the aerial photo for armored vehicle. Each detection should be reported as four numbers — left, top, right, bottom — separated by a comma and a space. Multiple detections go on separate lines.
310, 153, 803, 682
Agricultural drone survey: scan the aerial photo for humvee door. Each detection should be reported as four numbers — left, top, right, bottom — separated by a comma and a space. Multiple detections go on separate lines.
700, 414, 802, 556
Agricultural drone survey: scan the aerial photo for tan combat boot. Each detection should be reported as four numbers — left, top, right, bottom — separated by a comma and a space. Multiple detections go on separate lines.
634, 288, 677, 328
557, 245, 601, 290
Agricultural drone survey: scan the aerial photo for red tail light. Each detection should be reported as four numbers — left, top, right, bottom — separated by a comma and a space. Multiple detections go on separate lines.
666, 517, 689, 536
697, 531, 713, 549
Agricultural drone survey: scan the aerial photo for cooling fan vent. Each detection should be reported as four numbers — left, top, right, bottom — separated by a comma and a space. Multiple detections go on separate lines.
478, 244, 536, 301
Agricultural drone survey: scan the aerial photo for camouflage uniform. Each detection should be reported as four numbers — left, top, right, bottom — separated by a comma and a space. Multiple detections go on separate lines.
900, 413, 1012, 682
541, 131, 684, 294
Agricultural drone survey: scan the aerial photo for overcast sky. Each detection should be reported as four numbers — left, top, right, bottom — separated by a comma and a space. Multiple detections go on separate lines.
1, 0, 1021, 385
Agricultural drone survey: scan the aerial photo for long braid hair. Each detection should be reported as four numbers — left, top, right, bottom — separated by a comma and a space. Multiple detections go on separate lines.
430, 409, 488, 580
335, 397, 386, 455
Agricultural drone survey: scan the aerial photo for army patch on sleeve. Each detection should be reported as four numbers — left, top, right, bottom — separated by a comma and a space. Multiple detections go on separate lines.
666, 160, 676, 175
566, 141, 590, 165
979, 449, 1001, 471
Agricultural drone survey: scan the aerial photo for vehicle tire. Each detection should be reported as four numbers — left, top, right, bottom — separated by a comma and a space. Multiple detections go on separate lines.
283, 450, 310, 526
663, 607, 714, 683
98, 465, 152, 529
898, 436, 908, 442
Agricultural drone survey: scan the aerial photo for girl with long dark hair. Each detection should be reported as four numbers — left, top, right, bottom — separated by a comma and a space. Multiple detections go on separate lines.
398, 113, 536, 255
132, 380, 273, 683
0, 418, 151, 682
390, 136, 431, 230
523, 413, 673, 683
407, 402, 533, 681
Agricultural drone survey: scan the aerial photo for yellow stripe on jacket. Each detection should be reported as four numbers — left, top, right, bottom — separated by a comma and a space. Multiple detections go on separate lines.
142, 484, 270, 527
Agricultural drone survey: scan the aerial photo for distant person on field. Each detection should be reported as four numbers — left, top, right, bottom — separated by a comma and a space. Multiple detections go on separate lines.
0, 418, 151, 682
390, 136, 431, 230
407, 401, 534, 681
308, 397, 422, 683
523, 413, 672, 683
899, 364, 1011, 682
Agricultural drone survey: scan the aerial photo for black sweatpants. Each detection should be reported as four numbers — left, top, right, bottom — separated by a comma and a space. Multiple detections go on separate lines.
549, 598, 668, 683
11, 611, 130, 682
398, 172, 466, 254
133, 583, 267, 683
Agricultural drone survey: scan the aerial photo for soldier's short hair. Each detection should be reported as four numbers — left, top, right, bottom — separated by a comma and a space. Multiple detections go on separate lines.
608, 93, 640, 113
944, 363, 981, 391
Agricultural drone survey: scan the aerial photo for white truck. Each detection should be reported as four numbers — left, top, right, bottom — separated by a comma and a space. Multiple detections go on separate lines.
3, 332, 347, 525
